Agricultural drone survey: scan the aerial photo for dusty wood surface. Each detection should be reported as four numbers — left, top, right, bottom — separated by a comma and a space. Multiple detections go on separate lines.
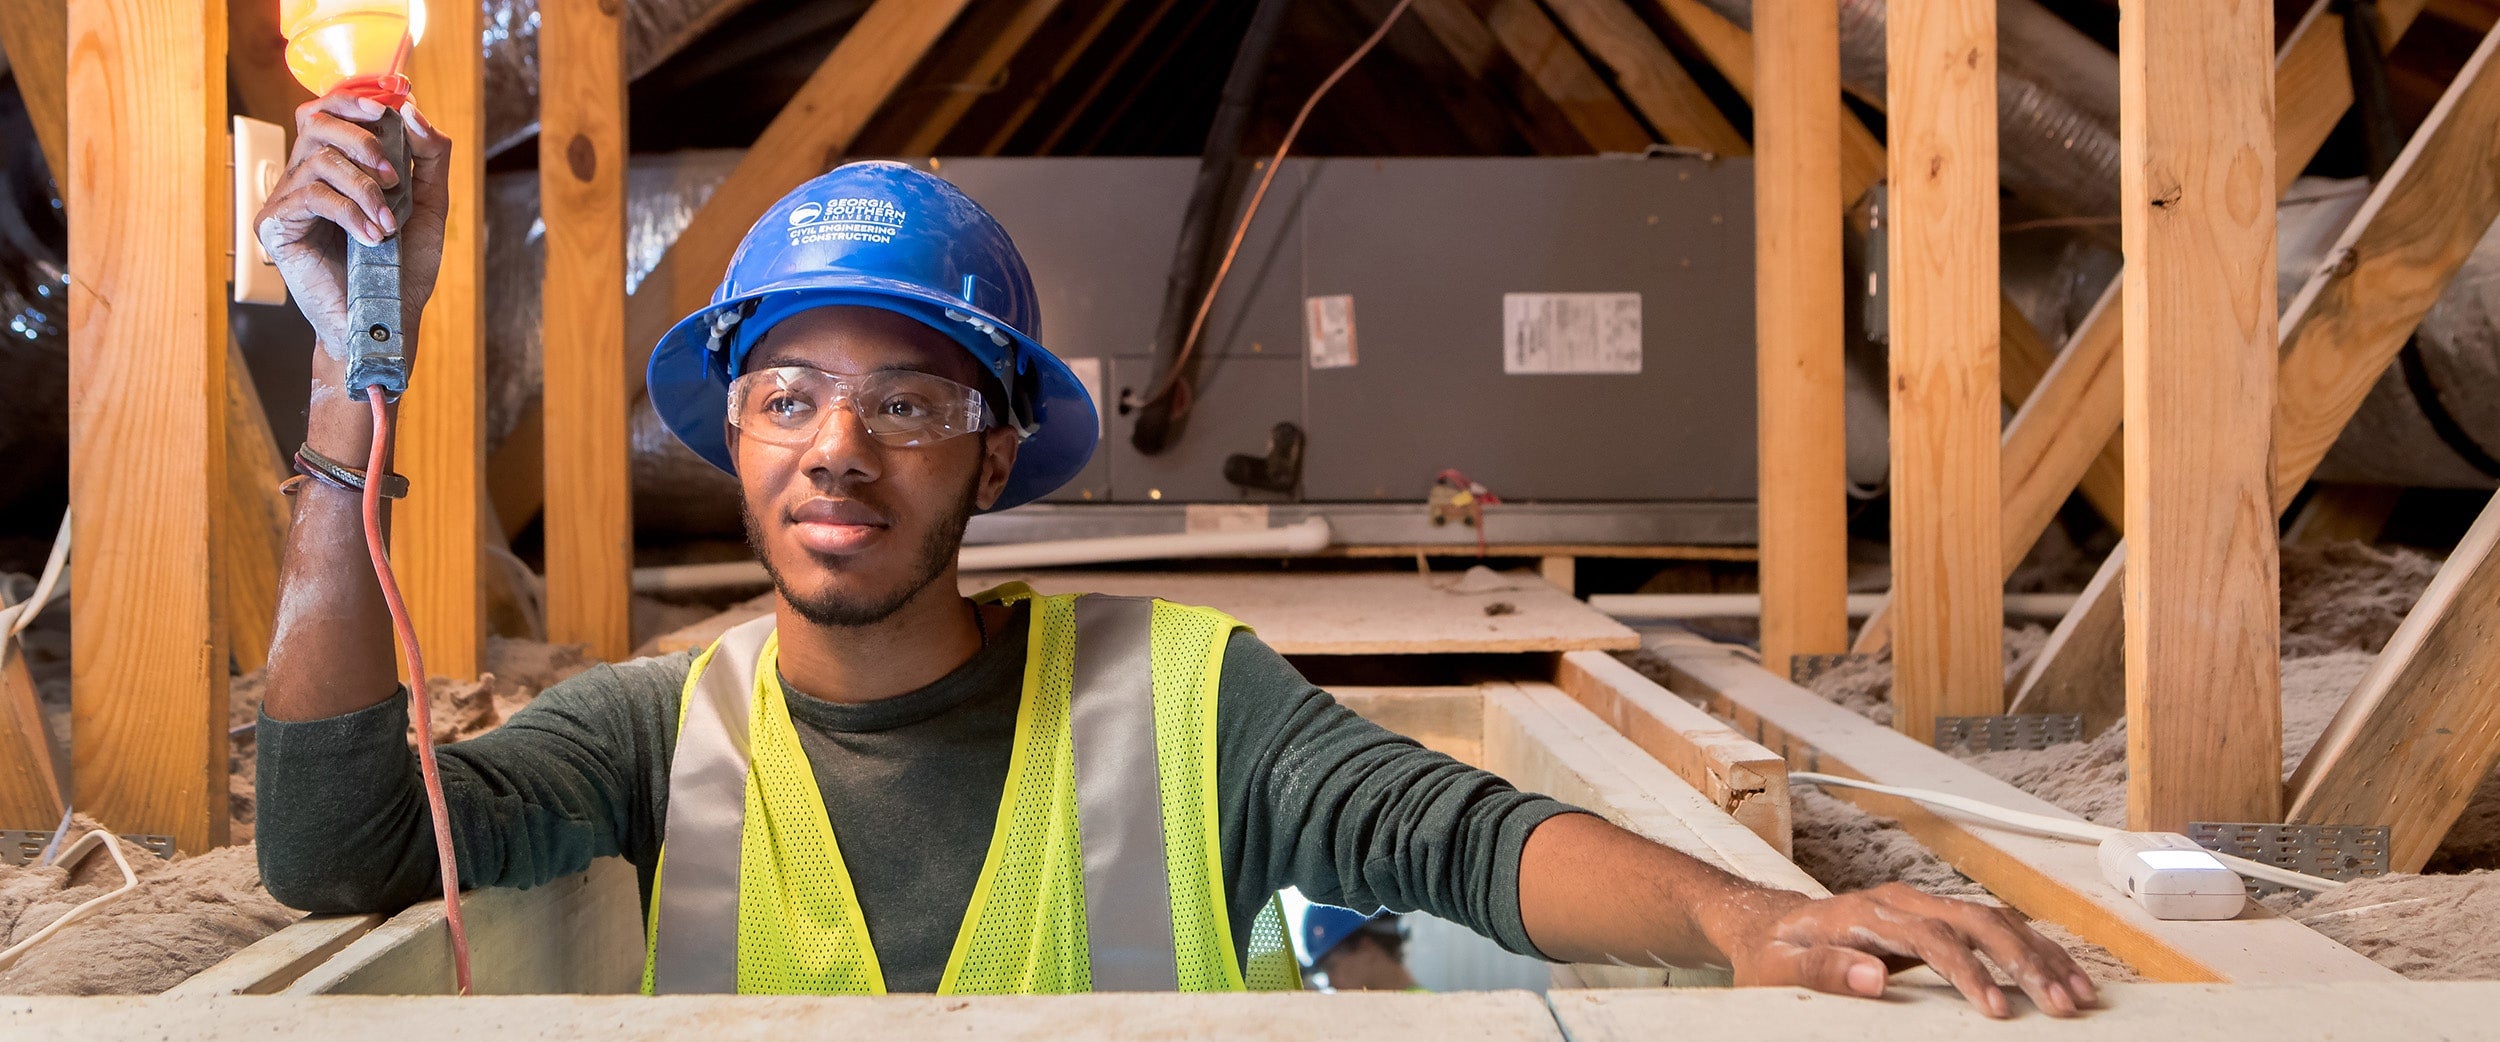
1549, 982, 2500, 1039
1750, 0, 1851, 675
541, 0, 636, 663
1479, 681, 1823, 988
960, 571, 1639, 655
1554, 651, 1790, 855
650, 572, 1635, 657
0, 991, 1566, 1039
2117, 0, 2283, 830
1323, 544, 1757, 561
2288, 490, 2500, 870
1493, 682, 1822, 897
2014, 23, 2500, 729
167, 914, 386, 997
66, 0, 232, 853
287, 857, 644, 995
1643, 630, 2395, 985
394, 0, 489, 679
1881, 0, 2003, 740
1540, 0, 1746, 154
1861, 0, 2432, 660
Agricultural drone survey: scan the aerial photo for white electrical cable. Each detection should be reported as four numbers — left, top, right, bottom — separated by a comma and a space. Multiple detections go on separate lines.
0, 828, 140, 971
1791, 771, 2348, 894
0, 508, 69, 638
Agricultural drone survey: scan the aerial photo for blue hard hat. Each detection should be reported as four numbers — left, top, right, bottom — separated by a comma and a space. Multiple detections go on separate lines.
1301, 905, 1395, 967
645, 160, 1097, 512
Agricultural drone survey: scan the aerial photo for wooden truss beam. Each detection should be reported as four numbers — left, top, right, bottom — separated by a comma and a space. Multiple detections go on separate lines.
540, 0, 635, 662
1540, 0, 1746, 154
1650, 0, 1886, 200
974, 0, 1137, 156
1406, 0, 1596, 155
852, 0, 1070, 157
393, 0, 489, 679
1883, 0, 2002, 740
1644, 629, 2398, 984
66, 0, 232, 853
2117, 0, 2283, 831
1750, 0, 1850, 674
3, 0, 292, 674
1854, 0, 2432, 657
1442, 0, 1653, 152
2014, 22, 2500, 731
2288, 489, 2500, 870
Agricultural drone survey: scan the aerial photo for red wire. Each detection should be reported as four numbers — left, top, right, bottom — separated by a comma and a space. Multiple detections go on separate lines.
364, 393, 473, 995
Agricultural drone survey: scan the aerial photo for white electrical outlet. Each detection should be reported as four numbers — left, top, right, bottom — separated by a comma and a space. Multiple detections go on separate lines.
2097, 832, 2248, 921
232, 115, 288, 306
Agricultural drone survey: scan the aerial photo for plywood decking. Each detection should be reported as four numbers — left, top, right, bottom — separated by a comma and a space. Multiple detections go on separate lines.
645, 572, 1640, 657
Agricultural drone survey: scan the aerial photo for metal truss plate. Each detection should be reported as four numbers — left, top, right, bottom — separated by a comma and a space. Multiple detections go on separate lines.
2189, 822, 2391, 894
1, 829, 177, 867
1934, 714, 2086, 753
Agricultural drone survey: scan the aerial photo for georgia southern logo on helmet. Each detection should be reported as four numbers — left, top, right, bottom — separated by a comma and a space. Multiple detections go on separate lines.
644, 160, 1101, 513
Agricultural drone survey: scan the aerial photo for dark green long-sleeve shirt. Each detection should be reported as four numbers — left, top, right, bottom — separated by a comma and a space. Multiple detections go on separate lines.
254, 602, 1575, 991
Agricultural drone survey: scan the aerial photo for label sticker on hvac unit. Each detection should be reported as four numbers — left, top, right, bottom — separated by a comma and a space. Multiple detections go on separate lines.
1503, 292, 1642, 374
1304, 294, 1357, 369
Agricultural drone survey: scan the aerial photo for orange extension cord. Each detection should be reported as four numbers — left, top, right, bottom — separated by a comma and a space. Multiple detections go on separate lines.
364, 393, 474, 994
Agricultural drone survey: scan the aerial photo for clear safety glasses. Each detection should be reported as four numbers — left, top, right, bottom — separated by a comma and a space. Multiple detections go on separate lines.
725, 365, 993, 449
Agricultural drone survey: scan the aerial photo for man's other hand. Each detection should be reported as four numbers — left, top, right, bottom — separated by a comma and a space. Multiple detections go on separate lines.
1712, 882, 2099, 1018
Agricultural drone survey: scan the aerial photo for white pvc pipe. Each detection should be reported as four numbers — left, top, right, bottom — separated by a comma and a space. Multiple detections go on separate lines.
1589, 592, 2078, 620
630, 518, 1336, 593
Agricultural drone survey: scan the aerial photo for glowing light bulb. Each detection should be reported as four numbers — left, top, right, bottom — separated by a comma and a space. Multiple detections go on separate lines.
280, 0, 427, 102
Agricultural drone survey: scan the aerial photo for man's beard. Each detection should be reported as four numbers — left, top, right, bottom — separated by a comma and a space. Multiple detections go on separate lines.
745, 466, 981, 628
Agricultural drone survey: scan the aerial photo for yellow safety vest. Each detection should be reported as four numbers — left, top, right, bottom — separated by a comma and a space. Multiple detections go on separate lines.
642, 584, 1300, 994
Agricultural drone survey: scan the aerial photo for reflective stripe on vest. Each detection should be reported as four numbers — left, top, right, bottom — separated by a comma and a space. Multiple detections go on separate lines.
643, 588, 1291, 994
